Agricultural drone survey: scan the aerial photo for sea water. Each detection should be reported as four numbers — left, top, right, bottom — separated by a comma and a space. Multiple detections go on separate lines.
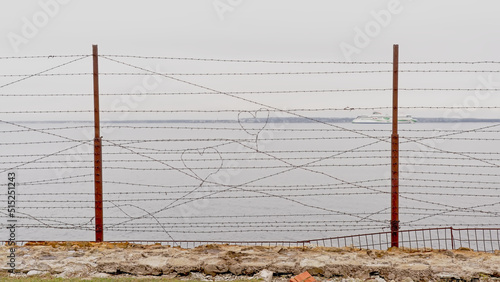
1, 121, 499, 242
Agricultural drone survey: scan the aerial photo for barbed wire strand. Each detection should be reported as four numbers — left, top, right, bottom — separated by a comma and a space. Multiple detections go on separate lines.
0, 56, 89, 89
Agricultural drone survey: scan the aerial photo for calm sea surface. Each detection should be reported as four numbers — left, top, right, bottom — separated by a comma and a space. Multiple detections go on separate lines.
1, 121, 499, 242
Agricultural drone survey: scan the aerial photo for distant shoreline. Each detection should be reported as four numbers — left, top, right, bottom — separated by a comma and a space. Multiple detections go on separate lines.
10, 117, 500, 124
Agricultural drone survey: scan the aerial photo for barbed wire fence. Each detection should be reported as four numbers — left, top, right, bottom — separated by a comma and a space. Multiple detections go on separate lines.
0, 46, 499, 252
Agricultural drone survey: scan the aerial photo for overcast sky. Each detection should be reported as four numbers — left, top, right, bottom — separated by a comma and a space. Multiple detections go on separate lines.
1, 0, 500, 120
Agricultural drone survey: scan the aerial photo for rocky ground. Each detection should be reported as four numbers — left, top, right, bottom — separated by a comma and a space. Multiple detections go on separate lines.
1, 242, 499, 281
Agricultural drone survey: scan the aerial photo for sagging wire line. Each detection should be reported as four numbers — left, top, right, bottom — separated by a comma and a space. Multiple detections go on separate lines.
402, 192, 500, 198
13, 206, 93, 209
401, 136, 500, 168
105, 128, 386, 209
100, 148, 498, 158
93, 57, 497, 223
4, 137, 387, 145
14, 192, 387, 202
0, 120, 85, 144
1, 110, 91, 114
104, 138, 307, 241
3, 185, 388, 194
401, 149, 500, 155
0, 140, 87, 145
103, 138, 389, 228
23, 213, 492, 220
0, 209, 94, 232
105, 136, 500, 146
105, 146, 388, 155
8, 106, 500, 114
2, 88, 500, 97
8, 224, 496, 232
106, 136, 492, 227
115, 141, 237, 156
399, 87, 500, 92
391, 121, 500, 169
0, 93, 92, 97
5, 69, 499, 77
418, 137, 500, 141
0, 155, 389, 164
19, 173, 93, 185
0, 125, 93, 133
399, 155, 500, 162
106, 201, 177, 243
102, 163, 388, 170
402, 213, 498, 218
100, 55, 390, 144
230, 131, 500, 220
1, 70, 389, 77
16, 180, 92, 186
26, 213, 388, 220
400, 70, 500, 73
0, 55, 89, 60
400, 223, 500, 228
100, 54, 393, 64
400, 163, 499, 169
99, 55, 500, 176
401, 170, 500, 177
99, 56, 499, 217
101, 87, 500, 94
395, 61, 500, 64
401, 177, 500, 185
104, 155, 389, 162
13, 183, 500, 193
0, 73, 91, 77
2, 166, 92, 170
95, 227, 391, 233
208, 139, 380, 198
0, 152, 91, 158
103, 226, 387, 231
0, 120, 93, 173
99, 55, 500, 64
400, 123, 500, 144
4, 55, 492, 231
26, 221, 382, 227
0, 55, 89, 89
398, 106, 500, 110
10, 109, 500, 116
102, 124, 362, 132
104, 178, 388, 190
400, 184, 500, 191
402, 206, 500, 213
401, 198, 500, 221
355, 207, 390, 224
42, 222, 496, 228
100, 125, 500, 133
406, 201, 500, 224
104, 137, 387, 147
99, 70, 393, 75
0, 88, 391, 97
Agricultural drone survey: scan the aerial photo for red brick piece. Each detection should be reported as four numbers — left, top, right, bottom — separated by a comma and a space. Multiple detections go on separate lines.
289, 271, 316, 282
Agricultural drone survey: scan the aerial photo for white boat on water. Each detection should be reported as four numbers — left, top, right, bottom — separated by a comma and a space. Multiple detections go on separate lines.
352, 112, 417, 124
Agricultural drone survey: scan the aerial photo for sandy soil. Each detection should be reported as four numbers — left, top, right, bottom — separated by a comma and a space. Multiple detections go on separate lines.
1, 242, 499, 281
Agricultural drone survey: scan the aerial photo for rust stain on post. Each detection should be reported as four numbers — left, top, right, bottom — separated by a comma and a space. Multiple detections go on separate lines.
391, 44, 399, 248
93, 45, 103, 242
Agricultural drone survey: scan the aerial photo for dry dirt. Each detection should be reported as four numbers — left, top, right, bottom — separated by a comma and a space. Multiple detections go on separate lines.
1, 242, 500, 281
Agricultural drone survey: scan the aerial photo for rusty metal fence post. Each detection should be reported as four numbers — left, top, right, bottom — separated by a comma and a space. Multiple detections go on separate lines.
391, 44, 400, 248
450, 227, 455, 250
92, 45, 104, 242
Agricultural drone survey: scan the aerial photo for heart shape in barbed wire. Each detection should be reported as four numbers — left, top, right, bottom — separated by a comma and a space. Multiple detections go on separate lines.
237, 108, 270, 137
181, 147, 224, 185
